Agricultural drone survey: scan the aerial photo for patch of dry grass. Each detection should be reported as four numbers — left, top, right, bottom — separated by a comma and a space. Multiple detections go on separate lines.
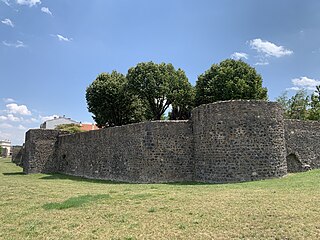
1, 158, 320, 239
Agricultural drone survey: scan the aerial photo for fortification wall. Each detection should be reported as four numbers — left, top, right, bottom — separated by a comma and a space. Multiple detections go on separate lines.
23, 129, 62, 174
284, 120, 320, 172
23, 100, 315, 183
56, 121, 194, 183
11, 145, 24, 167
192, 101, 287, 183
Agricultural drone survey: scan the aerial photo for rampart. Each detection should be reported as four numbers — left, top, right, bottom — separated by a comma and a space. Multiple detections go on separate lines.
284, 120, 320, 172
11, 145, 24, 167
19, 100, 320, 183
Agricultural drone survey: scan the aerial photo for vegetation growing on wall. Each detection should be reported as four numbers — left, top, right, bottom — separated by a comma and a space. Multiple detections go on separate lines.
55, 124, 83, 133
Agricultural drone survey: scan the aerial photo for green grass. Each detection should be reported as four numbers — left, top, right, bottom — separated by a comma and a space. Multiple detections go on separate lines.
42, 194, 111, 210
1, 158, 320, 239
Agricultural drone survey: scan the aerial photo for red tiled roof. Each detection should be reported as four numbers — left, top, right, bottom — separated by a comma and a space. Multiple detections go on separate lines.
80, 124, 99, 131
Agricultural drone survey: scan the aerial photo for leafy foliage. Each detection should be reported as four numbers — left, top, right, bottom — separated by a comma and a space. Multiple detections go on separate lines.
195, 59, 268, 106
276, 87, 320, 120
86, 71, 144, 127
308, 86, 320, 120
55, 124, 83, 133
127, 62, 194, 120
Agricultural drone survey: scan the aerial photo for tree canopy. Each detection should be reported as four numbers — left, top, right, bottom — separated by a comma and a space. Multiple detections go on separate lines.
86, 71, 144, 127
276, 87, 320, 121
127, 62, 194, 120
195, 59, 268, 106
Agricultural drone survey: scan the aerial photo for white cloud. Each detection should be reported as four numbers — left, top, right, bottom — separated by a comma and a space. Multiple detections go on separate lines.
286, 87, 302, 91
1, 18, 14, 27
292, 76, 320, 88
18, 124, 26, 130
6, 103, 31, 115
16, 0, 41, 7
1, 0, 10, 6
230, 52, 248, 60
286, 76, 320, 91
0, 116, 7, 121
24, 117, 39, 123
249, 39, 293, 58
40, 114, 59, 122
3, 98, 15, 103
41, 7, 52, 15
7, 114, 21, 122
0, 123, 13, 129
254, 60, 269, 66
2, 40, 26, 48
56, 34, 72, 42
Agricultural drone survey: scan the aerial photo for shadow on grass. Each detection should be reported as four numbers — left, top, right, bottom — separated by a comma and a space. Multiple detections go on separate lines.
40, 174, 127, 184
3, 172, 25, 176
43, 194, 111, 210
40, 173, 213, 185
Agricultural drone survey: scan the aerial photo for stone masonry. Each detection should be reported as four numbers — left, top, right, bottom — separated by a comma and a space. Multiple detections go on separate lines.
19, 100, 320, 183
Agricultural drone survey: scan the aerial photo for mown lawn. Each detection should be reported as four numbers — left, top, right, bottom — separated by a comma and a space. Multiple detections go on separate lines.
1, 158, 320, 240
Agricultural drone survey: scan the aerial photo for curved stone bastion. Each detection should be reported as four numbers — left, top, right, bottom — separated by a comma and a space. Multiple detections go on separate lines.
18, 100, 303, 183
192, 101, 287, 182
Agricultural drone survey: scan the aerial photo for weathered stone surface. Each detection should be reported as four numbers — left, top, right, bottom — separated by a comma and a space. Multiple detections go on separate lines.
22, 129, 64, 174
192, 100, 287, 183
57, 121, 194, 183
20, 100, 320, 183
11, 145, 24, 167
284, 119, 320, 171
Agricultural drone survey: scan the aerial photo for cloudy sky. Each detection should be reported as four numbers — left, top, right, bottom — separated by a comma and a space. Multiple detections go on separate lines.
1, 0, 320, 144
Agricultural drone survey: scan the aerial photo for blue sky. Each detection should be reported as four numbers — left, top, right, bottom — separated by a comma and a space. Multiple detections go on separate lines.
1, 0, 320, 144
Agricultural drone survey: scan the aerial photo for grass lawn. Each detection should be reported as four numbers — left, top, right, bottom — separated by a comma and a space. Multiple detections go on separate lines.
1, 158, 320, 240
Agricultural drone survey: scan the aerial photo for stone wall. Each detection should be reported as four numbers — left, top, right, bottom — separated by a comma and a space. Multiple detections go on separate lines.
192, 100, 287, 183
284, 120, 320, 172
21, 100, 320, 183
57, 121, 194, 183
23, 129, 63, 174
11, 145, 24, 167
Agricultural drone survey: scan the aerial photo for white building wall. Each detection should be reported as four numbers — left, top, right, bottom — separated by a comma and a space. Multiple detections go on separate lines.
42, 118, 79, 129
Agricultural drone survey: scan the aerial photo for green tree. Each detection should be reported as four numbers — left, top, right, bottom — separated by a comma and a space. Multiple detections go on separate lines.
195, 59, 268, 106
86, 71, 143, 127
277, 89, 309, 120
308, 85, 320, 120
0, 147, 2, 157
127, 62, 194, 120
276, 91, 290, 118
55, 124, 83, 133
287, 89, 309, 120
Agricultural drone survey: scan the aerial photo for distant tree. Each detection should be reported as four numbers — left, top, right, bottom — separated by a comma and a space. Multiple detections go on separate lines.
195, 59, 268, 106
55, 124, 83, 133
0, 147, 2, 157
276, 91, 291, 118
307, 85, 320, 120
287, 89, 309, 120
276, 89, 310, 120
86, 71, 144, 127
127, 62, 194, 120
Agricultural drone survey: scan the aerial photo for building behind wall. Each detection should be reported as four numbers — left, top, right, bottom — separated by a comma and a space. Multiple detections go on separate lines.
0, 140, 11, 158
40, 116, 79, 129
